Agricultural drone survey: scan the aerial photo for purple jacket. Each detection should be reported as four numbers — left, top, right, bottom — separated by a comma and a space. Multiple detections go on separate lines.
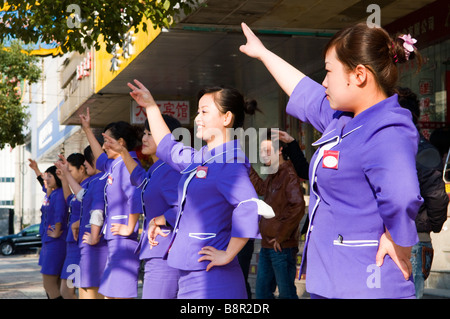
66, 178, 90, 243
287, 77, 423, 298
96, 152, 141, 241
78, 172, 107, 248
156, 134, 261, 271
42, 188, 68, 243
130, 159, 180, 260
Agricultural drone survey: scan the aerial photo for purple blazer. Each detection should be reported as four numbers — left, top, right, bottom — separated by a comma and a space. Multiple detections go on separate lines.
78, 172, 107, 248
156, 134, 261, 271
66, 178, 90, 243
130, 159, 180, 260
42, 188, 68, 244
287, 77, 423, 298
96, 152, 141, 241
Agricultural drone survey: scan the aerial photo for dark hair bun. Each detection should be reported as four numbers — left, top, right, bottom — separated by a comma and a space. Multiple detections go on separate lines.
244, 99, 259, 116
391, 35, 420, 65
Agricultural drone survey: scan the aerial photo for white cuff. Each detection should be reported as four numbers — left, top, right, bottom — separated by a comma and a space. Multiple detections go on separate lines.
76, 188, 87, 201
238, 198, 275, 219
89, 210, 104, 226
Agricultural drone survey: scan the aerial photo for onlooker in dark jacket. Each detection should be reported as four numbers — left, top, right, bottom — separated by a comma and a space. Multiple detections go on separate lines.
277, 130, 310, 237
250, 130, 305, 299
397, 87, 449, 298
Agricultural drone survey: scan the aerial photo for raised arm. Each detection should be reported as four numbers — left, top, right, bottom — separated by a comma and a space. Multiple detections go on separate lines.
239, 22, 305, 96
79, 107, 103, 163
55, 155, 83, 196
55, 160, 72, 201
127, 80, 170, 147
28, 158, 42, 177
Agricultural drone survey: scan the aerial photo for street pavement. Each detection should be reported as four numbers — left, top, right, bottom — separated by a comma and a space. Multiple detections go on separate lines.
0, 251, 146, 299
0, 252, 46, 299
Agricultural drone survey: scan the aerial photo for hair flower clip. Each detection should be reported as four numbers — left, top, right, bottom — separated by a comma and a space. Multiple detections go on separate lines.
399, 34, 417, 60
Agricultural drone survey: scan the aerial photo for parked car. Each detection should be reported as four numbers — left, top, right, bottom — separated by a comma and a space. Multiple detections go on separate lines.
0, 224, 41, 256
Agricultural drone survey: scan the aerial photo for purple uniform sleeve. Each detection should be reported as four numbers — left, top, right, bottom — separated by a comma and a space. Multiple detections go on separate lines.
130, 165, 147, 188
131, 187, 143, 215
96, 152, 110, 173
90, 179, 106, 211
361, 125, 422, 247
163, 206, 178, 227
216, 163, 260, 239
286, 77, 336, 134
156, 133, 196, 172
52, 189, 68, 224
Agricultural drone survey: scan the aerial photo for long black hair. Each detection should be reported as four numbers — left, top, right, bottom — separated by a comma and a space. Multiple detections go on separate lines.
45, 165, 62, 188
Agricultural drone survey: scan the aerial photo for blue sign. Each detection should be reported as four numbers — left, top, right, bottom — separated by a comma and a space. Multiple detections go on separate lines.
36, 101, 77, 159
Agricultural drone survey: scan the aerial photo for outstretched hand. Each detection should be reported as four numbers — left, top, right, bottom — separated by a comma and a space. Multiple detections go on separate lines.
79, 107, 91, 129
127, 79, 157, 108
54, 155, 69, 177
102, 133, 126, 154
239, 22, 267, 60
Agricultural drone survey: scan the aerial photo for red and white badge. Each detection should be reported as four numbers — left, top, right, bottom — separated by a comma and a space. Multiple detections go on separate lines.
108, 175, 114, 185
322, 150, 339, 169
196, 166, 208, 179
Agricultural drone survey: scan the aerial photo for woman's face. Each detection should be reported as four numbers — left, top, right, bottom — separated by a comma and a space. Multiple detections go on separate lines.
44, 172, 57, 189
141, 129, 157, 156
194, 93, 227, 142
84, 160, 96, 176
102, 129, 121, 159
322, 47, 355, 112
68, 163, 86, 183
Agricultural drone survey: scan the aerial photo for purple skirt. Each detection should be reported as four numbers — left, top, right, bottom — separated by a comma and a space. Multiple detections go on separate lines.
61, 242, 81, 280
79, 240, 108, 288
142, 258, 180, 299
99, 238, 140, 298
40, 240, 66, 276
177, 258, 247, 299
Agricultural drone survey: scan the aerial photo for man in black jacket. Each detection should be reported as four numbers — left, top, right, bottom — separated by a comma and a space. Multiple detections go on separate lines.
397, 87, 449, 298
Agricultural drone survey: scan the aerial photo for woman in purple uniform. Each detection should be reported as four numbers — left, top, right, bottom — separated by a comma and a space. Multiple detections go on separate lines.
102, 115, 182, 299
28, 159, 48, 269
240, 22, 423, 298
58, 153, 90, 299
80, 108, 141, 299
40, 165, 68, 299
57, 146, 109, 299
128, 80, 274, 299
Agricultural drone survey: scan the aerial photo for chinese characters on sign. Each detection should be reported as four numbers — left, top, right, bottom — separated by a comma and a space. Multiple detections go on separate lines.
131, 100, 190, 125
77, 52, 92, 80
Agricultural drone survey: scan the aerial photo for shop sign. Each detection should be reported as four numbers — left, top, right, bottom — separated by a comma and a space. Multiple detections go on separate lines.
131, 100, 190, 125
76, 52, 92, 80
384, 0, 450, 47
